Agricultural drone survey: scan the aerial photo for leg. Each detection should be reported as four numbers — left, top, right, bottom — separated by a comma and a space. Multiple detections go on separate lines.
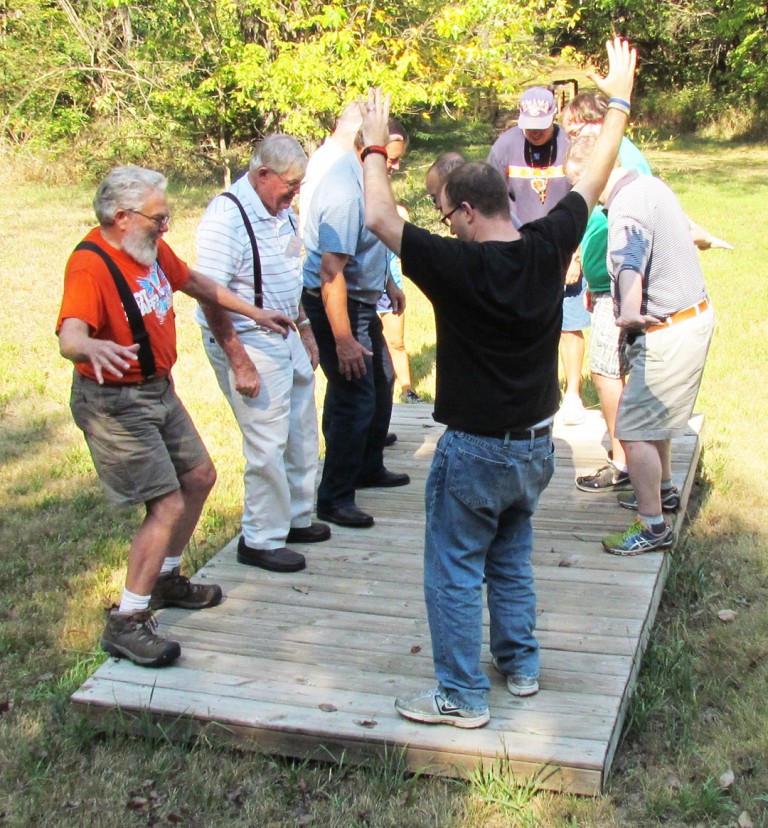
592, 372, 627, 466
284, 332, 320, 527
359, 306, 395, 480
380, 311, 412, 392
304, 293, 377, 511
203, 331, 293, 549
622, 440, 663, 516
560, 329, 586, 398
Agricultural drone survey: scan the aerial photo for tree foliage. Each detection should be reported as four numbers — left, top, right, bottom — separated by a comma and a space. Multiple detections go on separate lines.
0, 0, 572, 179
561, 0, 768, 107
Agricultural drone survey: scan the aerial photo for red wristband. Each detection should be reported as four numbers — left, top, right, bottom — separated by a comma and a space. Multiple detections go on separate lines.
360, 145, 388, 162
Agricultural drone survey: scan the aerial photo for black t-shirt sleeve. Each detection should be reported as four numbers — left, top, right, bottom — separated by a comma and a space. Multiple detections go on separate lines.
400, 223, 463, 300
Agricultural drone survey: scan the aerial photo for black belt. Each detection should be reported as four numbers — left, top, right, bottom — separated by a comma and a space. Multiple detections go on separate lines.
468, 424, 551, 441
303, 287, 321, 298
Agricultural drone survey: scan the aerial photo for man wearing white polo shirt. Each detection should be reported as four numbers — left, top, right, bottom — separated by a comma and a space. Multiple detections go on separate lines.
196, 134, 330, 573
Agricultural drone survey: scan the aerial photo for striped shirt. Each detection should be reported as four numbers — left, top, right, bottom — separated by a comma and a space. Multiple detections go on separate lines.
194, 173, 302, 331
606, 173, 707, 318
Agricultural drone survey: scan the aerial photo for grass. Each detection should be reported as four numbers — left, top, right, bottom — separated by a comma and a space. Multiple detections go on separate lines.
1, 128, 768, 826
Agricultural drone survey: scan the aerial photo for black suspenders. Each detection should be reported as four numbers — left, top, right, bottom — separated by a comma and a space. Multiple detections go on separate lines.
217, 192, 263, 308
74, 241, 157, 380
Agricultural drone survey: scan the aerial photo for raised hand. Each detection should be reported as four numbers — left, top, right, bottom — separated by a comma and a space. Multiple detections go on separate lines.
359, 88, 392, 149
586, 37, 637, 104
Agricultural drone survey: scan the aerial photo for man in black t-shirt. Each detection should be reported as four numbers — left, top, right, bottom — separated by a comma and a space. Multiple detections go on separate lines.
356, 38, 637, 728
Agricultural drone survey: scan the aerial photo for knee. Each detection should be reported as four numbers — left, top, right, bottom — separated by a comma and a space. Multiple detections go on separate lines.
182, 459, 217, 498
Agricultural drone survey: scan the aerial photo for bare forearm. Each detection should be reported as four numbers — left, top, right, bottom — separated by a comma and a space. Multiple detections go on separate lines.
618, 269, 644, 317
201, 301, 251, 369
363, 155, 405, 255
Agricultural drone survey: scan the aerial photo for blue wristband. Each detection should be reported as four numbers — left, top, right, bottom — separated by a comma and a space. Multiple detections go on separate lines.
609, 97, 631, 109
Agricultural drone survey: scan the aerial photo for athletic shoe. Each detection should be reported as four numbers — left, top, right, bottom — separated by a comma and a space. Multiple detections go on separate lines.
602, 519, 675, 556
617, 487, 681, 513
401, 389, 422, 403
101, 609, 181, 667
394, 687, 490, 728
491, 657, 539, 696
150, 567, 223, 610
575, 463, 631, 492
559, 393, 586, 426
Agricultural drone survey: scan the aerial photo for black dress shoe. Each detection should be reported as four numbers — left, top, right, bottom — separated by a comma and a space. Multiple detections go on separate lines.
237, 537, 306, 572
286, 522, 331, 544
316, 505, 375, 528
384, 432, 398, 447
356, 468, 411, 489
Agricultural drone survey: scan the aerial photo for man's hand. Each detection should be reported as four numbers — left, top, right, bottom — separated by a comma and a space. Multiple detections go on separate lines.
336, 334, 372, 381
58, 317, 140, 384
565, 252, 582, 286
387, 281, 406, 315
231, 357, 261, 397
615, 311, 662, 331
85, 340, 140, 384
359, 88, 392, 149
300, 327, 319, 370
251, 308, 293, 337
586, 37, 637, 105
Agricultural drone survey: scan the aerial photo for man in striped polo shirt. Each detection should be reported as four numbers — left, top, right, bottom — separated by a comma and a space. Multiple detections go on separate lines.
598, 164, 715, 555
195, 135, 330, 574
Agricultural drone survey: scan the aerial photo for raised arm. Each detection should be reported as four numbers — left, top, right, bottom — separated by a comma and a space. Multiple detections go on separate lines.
359, 90, 406, 256
572, 38, 637, 213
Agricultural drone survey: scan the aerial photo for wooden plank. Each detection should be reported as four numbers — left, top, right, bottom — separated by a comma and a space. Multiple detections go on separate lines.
70, 406, 703, 796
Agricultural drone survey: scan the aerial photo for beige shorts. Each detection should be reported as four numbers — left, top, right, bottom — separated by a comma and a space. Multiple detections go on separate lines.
615, 308, 714, 441
70, 372, 211, 507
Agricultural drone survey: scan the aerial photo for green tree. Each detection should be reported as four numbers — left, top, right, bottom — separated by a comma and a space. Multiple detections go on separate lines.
1, 0, 573, 181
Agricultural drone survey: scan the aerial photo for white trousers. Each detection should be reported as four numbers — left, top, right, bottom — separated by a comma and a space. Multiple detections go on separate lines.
202, 327, 318, 549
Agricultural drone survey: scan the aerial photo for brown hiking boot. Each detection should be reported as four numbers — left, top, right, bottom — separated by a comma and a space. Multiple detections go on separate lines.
150, 567, 223, 610
100, 609, 181, 667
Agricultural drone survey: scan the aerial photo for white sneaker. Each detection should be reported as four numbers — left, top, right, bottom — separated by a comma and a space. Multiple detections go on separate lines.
559, 393, 586, 426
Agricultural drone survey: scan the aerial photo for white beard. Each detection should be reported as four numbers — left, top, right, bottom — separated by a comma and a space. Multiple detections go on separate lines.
122, 227, 159, 266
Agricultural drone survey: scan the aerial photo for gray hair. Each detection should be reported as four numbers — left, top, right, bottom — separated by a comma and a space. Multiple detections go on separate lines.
93, 166, 167, 226
250, 134, 307, 176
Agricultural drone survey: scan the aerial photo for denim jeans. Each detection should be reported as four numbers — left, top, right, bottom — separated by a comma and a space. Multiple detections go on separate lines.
424, 428, 555, 712
303, 290, 394, 511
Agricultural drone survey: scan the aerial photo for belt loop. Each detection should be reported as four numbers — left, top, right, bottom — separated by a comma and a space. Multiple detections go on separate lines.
502, 432, 510, 449
528, 426, 536, 451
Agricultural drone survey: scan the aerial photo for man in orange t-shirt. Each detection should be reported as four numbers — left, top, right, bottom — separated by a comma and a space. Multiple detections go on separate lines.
57, 165, 292, 668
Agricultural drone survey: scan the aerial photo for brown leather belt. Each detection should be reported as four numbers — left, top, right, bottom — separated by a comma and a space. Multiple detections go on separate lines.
646, 298, 710, 333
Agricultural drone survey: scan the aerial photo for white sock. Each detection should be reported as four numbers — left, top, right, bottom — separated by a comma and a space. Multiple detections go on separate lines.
612, 460, 629, 474
161, 556, 182, 574
119, 588, 151, 613
661, 479, 674, 492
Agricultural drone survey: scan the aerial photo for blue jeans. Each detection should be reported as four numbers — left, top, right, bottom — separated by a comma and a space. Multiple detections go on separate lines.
424, 428, 555, 711
303, 290, 394, 511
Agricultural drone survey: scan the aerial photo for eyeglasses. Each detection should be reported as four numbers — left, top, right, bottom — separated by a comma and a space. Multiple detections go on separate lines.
269, 169, 304, 191
440, 204, 462, 226
128, 209, 170, 229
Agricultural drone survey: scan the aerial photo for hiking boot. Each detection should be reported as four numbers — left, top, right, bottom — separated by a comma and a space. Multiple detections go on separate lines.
150, 567, 223, 610
575, 462, 631, 492
602, 519, 675, 556
394, 687, 490, 729
491, 657, 540, 696
617, 487, 681, 513
101, 608, 181, 667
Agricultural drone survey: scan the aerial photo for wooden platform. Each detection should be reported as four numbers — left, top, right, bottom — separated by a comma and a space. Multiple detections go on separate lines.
71, 405, 703, 795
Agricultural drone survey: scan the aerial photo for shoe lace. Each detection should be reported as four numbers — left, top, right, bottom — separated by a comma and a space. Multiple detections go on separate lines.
130, 610, 162, 640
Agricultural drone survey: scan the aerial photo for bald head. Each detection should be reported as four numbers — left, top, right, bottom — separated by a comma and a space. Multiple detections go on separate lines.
425, 152, 466, 210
